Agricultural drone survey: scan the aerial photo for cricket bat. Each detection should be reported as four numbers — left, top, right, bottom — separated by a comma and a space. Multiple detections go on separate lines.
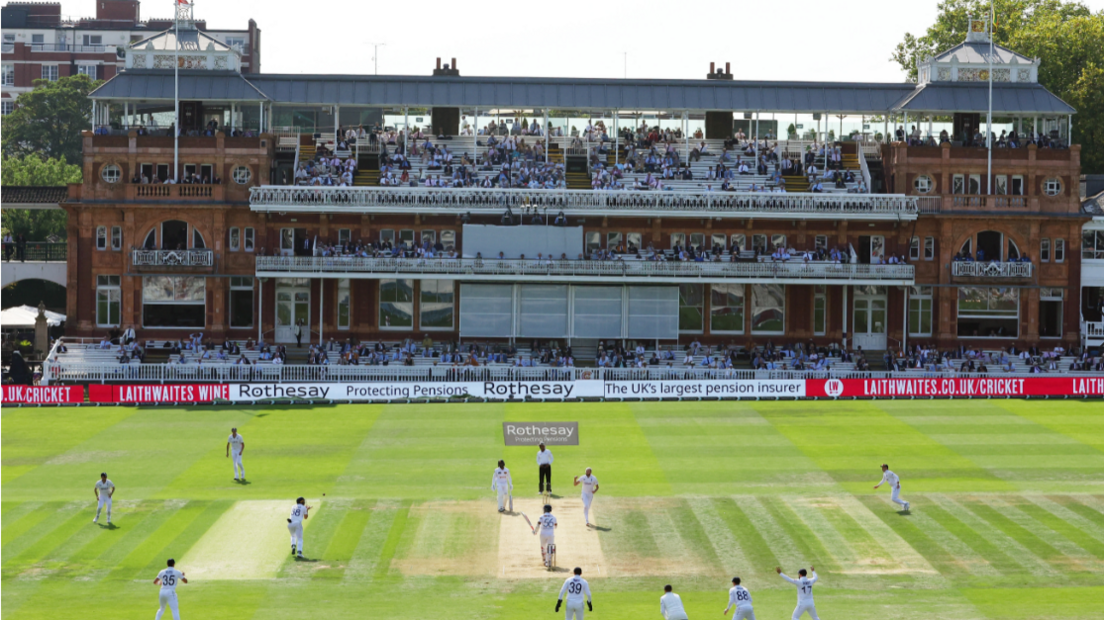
508, 493, 513, 512
521, 512, 535, 533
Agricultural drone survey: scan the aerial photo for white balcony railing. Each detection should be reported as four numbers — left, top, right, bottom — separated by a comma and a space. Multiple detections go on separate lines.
249, 186, 918, 220
131, 249, 214, 267
255, 256, 916, 283
951, 261, 1033, 278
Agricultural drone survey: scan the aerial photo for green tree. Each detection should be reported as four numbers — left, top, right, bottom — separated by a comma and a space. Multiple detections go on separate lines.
0, 155, 79, 241
1, 74, 100, 164
892, 0, 1104, 172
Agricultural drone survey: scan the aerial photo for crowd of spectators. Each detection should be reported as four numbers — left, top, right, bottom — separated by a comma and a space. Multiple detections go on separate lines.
884, 343, 1097, 373
898, 125, 1069, 149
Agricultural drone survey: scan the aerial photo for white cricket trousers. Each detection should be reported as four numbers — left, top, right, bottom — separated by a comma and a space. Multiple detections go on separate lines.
288, 522, 304, 553
792, 602, 820, 620
96, 495, 112, 520
496, 488, 509, 510
564, 600, 585, 620
540, 533, 555, 564
582, 492, 594, 523
733, 606, 757, 620
155, 590, 180, 620
232, 452, 244, 479
890, 484, 907, 508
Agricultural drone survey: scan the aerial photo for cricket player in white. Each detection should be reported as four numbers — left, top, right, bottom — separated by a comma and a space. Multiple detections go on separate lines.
777, 566, 820, 620
556, 567, 592, 620
573, 467, 599, 526
153, 558, 187, 620
723, 576, 756, 620
492, 460, 513, 513
874, 463, 909, 511
226, 428, 245, 481
536, 504, 558, 567
660, 585, 690, 620
94, 473, 114, 524
287, 497, 311, 558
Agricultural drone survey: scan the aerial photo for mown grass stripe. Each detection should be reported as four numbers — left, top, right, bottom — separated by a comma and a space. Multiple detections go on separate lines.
4, 507, 98, 570
965, 498, 1066, 565
277, 499, 348, 579
1027, 496, 1104, 547
139, 499, 235, 579
711, 498, 779, 582
855, 494, 990, 578
836, 495, 940, 576
929, 494, 1057, 576
909, 499, 1012, 576
604, 503, 663, 559
983, 496, 1103, 570
1, 502, 82, 562
104, 500, 215, 581
783, 496, 860, 569
686, 497, 750, 576
313, 499, 375, 580
1, 501, 28, 519
35, 500, 165, 579
1, 502, 53, 547
1068, 495, 1104, 521
371, 499, 411, 580
736, 495, 804, 569
645, 501, 717, 572
761, 496, 838, 571
343, 499, 400, 583
76, 500, 185, 571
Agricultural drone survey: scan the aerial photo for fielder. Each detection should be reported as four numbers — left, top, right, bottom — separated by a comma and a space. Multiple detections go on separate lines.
556, 567, 593, 620
287, 497, 311, 558
873, 463, 909, 511
492, 460, 513, 513
660, 584, 690, 620
536, 504, 558, 567
723, 576, 756, 620
153, 558, 187, 620
777, 566, 820, 620
573, 467, 599, 526
226, 428, 245, 481
93, 472, 114, 524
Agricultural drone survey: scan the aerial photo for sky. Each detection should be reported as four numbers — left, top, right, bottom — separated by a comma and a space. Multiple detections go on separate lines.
59, 0, 1104, 83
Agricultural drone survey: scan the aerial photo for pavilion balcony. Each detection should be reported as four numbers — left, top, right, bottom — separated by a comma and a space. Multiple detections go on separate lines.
951, 261, 1033, 279
127, 184, 225, 202
131, 249, 214, 268
248, 187, 919, 221
255, 256, 915, 286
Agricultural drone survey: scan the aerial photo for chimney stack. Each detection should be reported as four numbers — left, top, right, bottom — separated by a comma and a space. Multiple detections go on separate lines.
707, 62, 733, 80
436, 57, 442, 70
710, 62, 715, 73
433, 57, 461, 77
725, 62, 730, 74
452, 58, 457, 70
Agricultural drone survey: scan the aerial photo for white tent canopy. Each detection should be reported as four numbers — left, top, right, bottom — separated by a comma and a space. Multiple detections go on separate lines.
0, 305, 66, 329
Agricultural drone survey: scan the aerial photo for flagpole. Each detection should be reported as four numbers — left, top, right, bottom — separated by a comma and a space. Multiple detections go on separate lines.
986, 3, 993, 196
173, 0, 181, 182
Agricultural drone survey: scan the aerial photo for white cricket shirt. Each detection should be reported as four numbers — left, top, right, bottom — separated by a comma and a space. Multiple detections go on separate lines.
578, 474, 598, 495
289, 503, 308, 525
537, 449, 554, 466
157, 568, 184, 592
493, 467, 512, 491
881, 470, 901, 488
781, 572, 818, 604
728, 585, 753, 609
538, 513, 557, 534
559, 575, 591, 604
228, 434, 244, 455
660, 592, 689, 620
95, 479, 114, 495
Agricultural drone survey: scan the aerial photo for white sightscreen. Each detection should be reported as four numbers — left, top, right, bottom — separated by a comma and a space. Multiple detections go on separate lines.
459, 283, 514, 337
462, 224, 583, 259
518, 285, 568, 337
573, 286, 623, 338
627, 286, 680, 339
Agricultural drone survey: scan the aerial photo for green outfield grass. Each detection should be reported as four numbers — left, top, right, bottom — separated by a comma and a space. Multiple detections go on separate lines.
2, 399, 1103, 619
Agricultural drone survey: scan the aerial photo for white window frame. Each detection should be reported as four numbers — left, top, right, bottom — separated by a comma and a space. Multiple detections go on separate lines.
111, 226, 122, 251
909, 237, 920, 261
96, 226, 108, 251
952, 174, 965, 195
40, 65, 58, 81
1, 101, 13, 116
1038, 287, 1064, 339
908, 286, 933, 337
968, 174, 981, 194
924, 237, 935, 261
913, 175, 933, 194
1, 64, 13, 86
709, 283, 746, 334
813, 285, 827, 336
337, 278, 351, 330
232, 166, 252, 185
1043, 178, 1062, 197
338, 228, 352, 246
1040, 238, 1051, 262
96, 275, 121, 327
76, 64, 97, 78
994, 175, 1007, 195
1054, 238, 1065, 263
243, 227, 255, 252
229, 227, 241, 251
229, 276, 254, 329
101, 164, 121, 183
1011, 175, 1024, 195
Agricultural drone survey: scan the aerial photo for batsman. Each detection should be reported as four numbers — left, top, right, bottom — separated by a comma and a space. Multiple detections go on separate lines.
492, 460, 514, 513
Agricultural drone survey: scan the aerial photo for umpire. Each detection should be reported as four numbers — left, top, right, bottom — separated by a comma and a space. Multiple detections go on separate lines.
537, 441, 554, 494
